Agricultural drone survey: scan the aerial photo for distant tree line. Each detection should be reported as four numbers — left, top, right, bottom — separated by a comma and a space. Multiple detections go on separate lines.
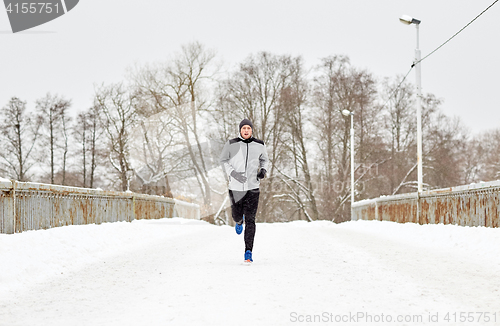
1, 42, 499, 222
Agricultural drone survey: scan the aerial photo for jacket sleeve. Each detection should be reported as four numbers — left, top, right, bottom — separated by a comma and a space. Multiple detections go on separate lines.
219, 140, 235, 176
259, 143, 269, 171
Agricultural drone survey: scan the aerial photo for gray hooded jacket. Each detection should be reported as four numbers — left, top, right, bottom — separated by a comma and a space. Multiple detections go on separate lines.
219, 136, 269, 191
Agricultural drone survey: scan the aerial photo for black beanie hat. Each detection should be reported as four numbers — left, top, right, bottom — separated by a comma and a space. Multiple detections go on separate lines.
239, 119, 253, 131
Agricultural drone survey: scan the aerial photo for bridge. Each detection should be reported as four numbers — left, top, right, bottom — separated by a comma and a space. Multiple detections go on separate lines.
1, 216, 499, 325
353, 180, 500, 227
1, 179, 500, 324
0, 179, 199, 234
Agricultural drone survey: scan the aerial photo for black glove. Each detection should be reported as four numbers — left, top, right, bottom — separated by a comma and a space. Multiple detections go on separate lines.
257, 168, 267, 180
230, 170, 247, 183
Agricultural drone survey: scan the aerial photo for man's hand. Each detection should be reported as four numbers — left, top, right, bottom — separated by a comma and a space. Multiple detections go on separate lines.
230, 171, 247, 183
257, 168, 267, 180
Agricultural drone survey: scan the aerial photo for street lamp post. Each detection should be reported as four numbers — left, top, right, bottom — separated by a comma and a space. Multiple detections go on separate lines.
342, 109, 355, 213
400, 14, 423, 193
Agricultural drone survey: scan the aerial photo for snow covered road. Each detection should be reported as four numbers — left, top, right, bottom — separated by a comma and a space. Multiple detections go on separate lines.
1, 218, 500, 326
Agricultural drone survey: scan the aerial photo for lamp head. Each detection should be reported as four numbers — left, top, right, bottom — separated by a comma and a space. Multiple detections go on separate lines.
342, 109, 353, 117
399, 14, 421, 25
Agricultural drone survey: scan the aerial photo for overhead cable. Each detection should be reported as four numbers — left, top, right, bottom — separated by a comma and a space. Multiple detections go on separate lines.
412, 0, 499, 67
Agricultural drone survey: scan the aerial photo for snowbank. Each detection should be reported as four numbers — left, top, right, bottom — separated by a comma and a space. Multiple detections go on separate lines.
0, 218, 208, 294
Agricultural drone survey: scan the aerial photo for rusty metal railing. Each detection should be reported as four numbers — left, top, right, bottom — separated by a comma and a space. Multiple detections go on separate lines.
0, 179, 200, 234
352, 180, 500, 228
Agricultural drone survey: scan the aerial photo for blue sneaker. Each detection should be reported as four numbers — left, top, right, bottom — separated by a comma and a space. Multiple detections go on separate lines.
235, 222, 243, 235
235, 215, 244, 235
244, 250, 253, 263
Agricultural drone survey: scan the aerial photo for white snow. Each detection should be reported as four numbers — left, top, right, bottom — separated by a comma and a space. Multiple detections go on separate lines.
1, 219, 500, 325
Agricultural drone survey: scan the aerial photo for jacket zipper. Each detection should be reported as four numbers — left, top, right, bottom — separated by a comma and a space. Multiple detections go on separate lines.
243, 143, 248, 191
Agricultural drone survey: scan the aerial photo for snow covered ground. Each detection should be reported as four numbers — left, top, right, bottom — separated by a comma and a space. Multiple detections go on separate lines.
1, 218, 500, 326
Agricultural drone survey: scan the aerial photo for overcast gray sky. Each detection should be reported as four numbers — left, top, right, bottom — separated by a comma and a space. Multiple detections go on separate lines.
1, 0, 499, 135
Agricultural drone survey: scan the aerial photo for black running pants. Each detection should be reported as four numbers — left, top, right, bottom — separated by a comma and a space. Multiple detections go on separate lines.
229, 189, 260, 252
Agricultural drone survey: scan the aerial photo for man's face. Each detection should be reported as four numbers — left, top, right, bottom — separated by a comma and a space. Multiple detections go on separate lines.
241, 125, 252, 139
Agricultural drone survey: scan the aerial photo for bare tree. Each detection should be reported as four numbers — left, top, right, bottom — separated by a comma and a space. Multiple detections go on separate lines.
475, 129, 500, 182
74, 112, 88, 187
422, 102, 468, 189
73, 105, 105, 188
36, 93, 72, 185
460, 136, 484, 184
215, 52, 298, 221
133, 42, 217, 210
312, 56, 351, 221
0, 97, 42, 181
379, 77, 417, 195
87, 105, 105, 188
378, 78, 469, 193
278, 57, 319, 221
312, 55, 379, 222
129, 109, 184, 197
94, 83, 138, 191
60, 105, 71, 185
